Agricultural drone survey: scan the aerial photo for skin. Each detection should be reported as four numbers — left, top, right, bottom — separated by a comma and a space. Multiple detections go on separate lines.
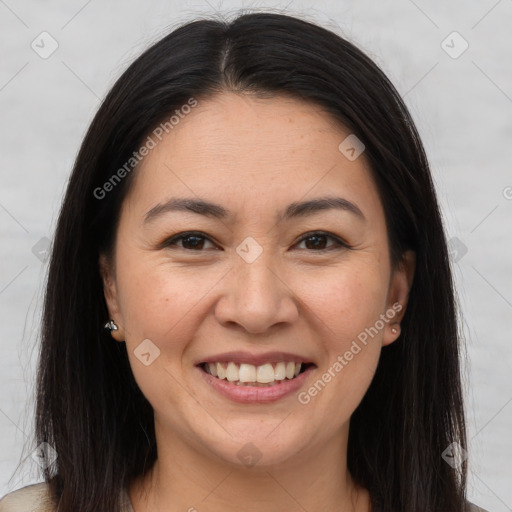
100, 93, 415, 512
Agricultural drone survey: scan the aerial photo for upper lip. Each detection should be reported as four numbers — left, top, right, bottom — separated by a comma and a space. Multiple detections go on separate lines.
196, 351, 316, 367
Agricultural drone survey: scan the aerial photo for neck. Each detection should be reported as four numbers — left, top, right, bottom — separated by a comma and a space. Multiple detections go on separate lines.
129, 419, 371, 512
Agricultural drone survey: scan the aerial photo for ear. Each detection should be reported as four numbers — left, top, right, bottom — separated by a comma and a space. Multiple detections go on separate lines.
382, 250, 415, 347
99, 253, 125, 342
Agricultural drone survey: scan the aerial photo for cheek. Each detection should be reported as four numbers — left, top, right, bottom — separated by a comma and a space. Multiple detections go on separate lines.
297, 260, 389, 337
295, 258, 388, 398
116, 255, 226, 354
116, 243, 190, 319
296, 266, 385, 423
115, 262, 208, 411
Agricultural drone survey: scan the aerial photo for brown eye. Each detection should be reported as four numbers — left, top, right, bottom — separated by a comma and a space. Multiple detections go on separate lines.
163, 232, 217, 251
161, 230, 348, 252
295, 232, 348, 251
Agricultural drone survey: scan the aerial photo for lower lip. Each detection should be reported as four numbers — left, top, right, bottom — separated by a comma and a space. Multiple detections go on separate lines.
197, 365, 315, 404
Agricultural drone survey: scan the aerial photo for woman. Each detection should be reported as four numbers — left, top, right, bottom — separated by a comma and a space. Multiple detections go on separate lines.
0, 12, 489, 512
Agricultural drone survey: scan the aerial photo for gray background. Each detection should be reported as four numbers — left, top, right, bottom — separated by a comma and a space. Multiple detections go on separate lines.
0, 1, 511, 510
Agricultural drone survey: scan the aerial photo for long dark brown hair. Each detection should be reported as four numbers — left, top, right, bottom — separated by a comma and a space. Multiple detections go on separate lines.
31, 12, 468, 512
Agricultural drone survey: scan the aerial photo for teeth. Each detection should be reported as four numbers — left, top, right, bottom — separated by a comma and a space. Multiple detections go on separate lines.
286, 362, 296, 379
256, 363, 275, 383
208, 363, 217, 377
239, 363, 256, 383
274, 362, 286, 380
226, 362, 239, 382
205, 361, 305, 384
217, 363, 226, 380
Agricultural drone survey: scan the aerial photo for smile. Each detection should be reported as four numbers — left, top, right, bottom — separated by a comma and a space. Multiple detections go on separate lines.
197, 360, 316, 403
201, 361, 313, 386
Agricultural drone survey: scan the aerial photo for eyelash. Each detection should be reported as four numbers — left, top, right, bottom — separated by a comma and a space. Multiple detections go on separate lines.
161, 230, 350, 252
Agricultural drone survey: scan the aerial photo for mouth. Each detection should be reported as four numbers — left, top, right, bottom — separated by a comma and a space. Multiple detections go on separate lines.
198, 361, 316, 387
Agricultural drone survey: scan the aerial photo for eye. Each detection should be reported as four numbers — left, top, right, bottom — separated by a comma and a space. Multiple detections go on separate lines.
162, 231, 218, 251
294, 231, 348, 251
160, 230, 349, 252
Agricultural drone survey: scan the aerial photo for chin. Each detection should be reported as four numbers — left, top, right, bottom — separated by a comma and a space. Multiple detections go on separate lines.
202, 429, 306, 469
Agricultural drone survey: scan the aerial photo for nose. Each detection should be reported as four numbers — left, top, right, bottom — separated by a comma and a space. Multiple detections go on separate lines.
214, 250, 299, 335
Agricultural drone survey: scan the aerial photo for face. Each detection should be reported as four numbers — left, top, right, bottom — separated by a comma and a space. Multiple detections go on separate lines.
100, 93, 414, 468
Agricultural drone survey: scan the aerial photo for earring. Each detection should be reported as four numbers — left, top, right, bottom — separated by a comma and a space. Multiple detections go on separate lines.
104, 320, 118, 332
391, 325, 400, 335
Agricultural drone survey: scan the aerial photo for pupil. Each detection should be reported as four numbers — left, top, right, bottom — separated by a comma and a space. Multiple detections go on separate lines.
183, 235, 203, 249
306, 235, 326, 250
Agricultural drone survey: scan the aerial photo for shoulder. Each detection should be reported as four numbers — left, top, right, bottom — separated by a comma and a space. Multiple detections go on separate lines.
0, 482, 55, 512
0, 485, 489, 512
0, 483, 134, 512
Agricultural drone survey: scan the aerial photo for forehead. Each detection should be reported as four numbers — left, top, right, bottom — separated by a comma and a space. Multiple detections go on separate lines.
124, 93, 382, 222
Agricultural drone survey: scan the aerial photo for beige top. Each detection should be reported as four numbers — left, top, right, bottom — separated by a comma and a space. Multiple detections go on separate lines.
0, 482, 490, 512
0, 483, 134, 512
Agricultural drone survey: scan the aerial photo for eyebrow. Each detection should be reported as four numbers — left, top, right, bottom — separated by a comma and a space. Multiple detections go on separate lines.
143, 196, 366, 225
